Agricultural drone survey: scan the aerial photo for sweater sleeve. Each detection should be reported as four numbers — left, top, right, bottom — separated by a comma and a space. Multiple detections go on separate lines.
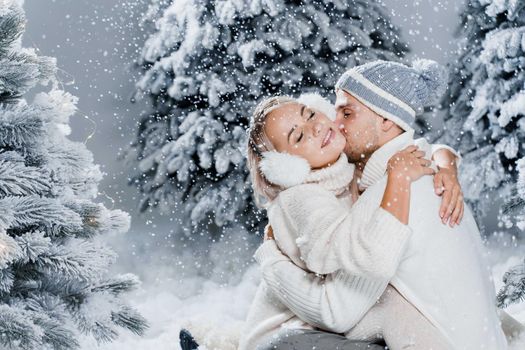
254, 240, 388, 333
276, 184, 411, 278
431, 143, 462, 167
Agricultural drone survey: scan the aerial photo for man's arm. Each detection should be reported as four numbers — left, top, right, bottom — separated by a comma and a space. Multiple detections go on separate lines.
255, 239, 387, 334
431, 145, 464, 227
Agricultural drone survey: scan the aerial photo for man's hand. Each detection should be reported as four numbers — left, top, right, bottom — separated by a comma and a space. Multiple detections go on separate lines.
264, 224, 274, 240
434, 167, 464, 227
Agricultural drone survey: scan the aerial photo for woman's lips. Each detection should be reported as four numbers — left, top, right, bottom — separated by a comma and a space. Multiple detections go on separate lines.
321, 128, 334, 148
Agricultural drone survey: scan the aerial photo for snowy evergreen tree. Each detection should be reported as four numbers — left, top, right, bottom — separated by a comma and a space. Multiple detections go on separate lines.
0, 2, 147, 348
429, 0, 525, 221
426, 0, 525, 308
127, 0, 409, 233
499, 156, 525, 308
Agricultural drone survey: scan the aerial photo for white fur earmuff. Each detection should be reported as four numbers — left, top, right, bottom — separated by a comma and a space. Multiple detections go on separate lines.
296, 92, 336, 121
259, 151, 311, 188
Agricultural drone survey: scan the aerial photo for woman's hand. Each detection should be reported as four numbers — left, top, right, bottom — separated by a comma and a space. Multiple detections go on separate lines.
434, 167, 464, 227
381, 145, 434, 225
264, 224, 274, 240
387, 145, 436, 183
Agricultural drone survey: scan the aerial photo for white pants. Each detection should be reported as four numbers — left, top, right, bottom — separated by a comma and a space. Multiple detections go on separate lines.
346, 285, 452, 350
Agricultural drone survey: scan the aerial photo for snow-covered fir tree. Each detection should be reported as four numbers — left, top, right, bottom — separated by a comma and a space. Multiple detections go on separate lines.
0, 2, 147, 348
128, 0, 409, 233
430, 0, 525, 221
426, 0, 525, 308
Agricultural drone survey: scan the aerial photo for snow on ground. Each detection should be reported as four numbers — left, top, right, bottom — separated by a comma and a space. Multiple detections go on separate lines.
80, 265, 259, 350
80, 231, 525, 349
80, 227, 260, 350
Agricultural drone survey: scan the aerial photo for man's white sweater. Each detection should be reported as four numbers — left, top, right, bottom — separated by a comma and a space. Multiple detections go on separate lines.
350, 131, 507, 349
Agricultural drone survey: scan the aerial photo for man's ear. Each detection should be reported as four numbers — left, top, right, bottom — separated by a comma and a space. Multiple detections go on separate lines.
380, 118, 396, 132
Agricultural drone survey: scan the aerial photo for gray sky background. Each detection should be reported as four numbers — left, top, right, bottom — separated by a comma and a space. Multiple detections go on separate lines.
22, 0, 469, 278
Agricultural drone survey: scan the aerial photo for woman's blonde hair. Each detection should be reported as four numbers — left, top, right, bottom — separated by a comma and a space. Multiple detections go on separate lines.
247, 95, 296, 207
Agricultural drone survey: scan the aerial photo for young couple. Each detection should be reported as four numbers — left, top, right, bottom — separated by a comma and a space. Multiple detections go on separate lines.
237, 59, 521, 350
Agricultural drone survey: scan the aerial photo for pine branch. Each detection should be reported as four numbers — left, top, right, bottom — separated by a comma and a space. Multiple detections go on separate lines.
0, 160, 51, 197
0, 230, 22, 269
0, 53, 57, 101
497, 258, 525, 308
111, 305, 149, 337
23, 297, 80, 350
0, 304, 43, 350
35, 239, 117, 282
0, 195, 83, 236
502, 192, 525, 215
0, 267, 15, 294
14, 230, 51, 264
64, 201, 130, 238
72, 293, 120, 343
0, 4, 24, 57
0, 103, 44, 150
92, 273, 141, 295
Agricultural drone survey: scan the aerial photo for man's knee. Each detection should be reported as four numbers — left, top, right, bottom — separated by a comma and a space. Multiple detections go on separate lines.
258, 329, 386, 350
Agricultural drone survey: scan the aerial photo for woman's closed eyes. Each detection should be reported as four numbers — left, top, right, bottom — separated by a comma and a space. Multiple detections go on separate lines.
295, 110, 316, 143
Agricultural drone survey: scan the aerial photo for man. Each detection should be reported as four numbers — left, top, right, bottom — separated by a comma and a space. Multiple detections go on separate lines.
253, 60, 508, 349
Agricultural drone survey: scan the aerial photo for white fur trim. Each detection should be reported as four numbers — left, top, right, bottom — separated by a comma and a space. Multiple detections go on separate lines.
297, 92, 336, 121
347, 71, 416, 118
260, 151, 311, 188
181, 319, 241, 350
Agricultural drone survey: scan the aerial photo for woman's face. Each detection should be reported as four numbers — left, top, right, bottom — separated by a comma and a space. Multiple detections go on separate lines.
264, 102, 346, 169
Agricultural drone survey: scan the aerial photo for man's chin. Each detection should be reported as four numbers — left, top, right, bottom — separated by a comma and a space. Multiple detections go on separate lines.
343, 152, 361, 163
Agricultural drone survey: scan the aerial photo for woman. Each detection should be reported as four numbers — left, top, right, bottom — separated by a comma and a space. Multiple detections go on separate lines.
239, 94, 460, 350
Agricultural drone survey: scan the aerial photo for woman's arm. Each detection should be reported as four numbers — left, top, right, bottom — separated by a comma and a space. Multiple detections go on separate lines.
255, 239, 387, 333
276, 183, 412, 278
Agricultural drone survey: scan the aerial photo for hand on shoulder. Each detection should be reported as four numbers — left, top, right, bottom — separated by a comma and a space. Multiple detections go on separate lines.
387, 145, 435, 184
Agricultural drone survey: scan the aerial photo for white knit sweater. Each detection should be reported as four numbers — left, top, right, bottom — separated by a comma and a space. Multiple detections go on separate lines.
238, 151, 413, 350
250, 131, 508, 350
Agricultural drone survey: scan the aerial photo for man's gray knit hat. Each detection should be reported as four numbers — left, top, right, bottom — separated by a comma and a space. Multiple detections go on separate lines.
335, 59, 448, 131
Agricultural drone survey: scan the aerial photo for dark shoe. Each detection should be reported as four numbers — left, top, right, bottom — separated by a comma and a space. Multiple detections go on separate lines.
179, 328, 199, 350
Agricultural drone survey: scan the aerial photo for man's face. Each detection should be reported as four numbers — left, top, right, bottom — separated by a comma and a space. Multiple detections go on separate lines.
334, 89, 382, 163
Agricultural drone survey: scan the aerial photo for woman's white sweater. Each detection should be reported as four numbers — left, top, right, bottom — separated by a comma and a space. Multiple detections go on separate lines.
238, 154, 413, 350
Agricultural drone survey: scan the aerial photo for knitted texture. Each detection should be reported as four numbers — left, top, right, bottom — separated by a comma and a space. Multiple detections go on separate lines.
238, 153, 412, 350
335, 59, 447, 130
